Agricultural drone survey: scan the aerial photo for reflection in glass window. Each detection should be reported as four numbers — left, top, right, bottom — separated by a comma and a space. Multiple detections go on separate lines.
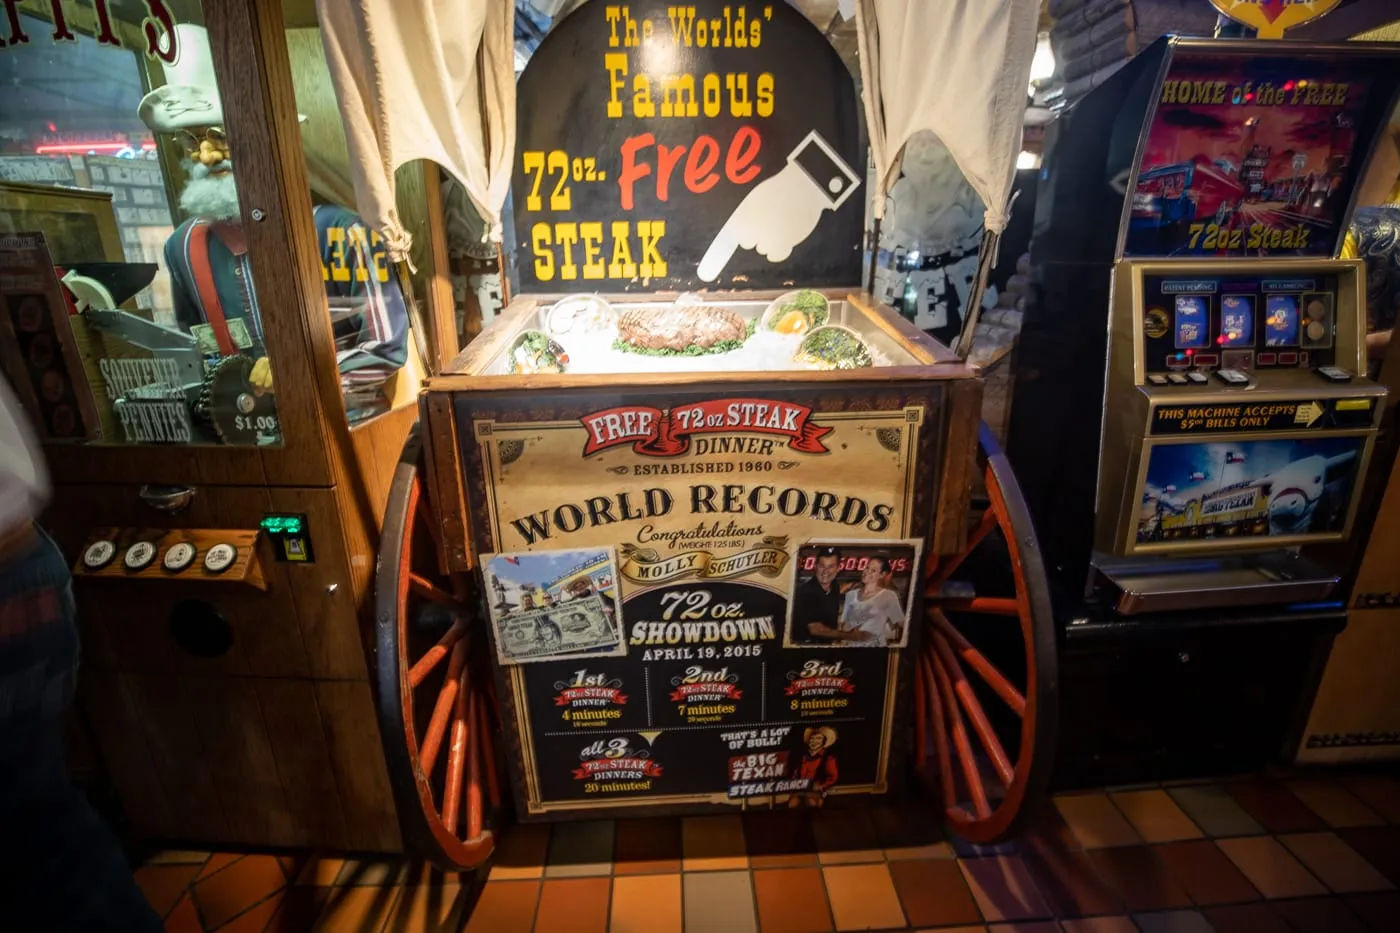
0, 5, 283, 447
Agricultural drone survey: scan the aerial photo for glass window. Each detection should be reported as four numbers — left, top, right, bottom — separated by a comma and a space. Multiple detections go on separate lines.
0, 3, 282, 446
282, 8, 417, 424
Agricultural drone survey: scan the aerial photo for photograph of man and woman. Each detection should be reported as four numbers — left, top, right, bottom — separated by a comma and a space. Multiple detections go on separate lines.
784, 540, 921, 649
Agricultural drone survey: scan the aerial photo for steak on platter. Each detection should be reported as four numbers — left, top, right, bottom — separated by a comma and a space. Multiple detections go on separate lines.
617, 305, 747, 351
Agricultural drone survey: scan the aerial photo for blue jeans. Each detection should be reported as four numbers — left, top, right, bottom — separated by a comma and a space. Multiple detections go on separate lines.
0, 528, 162, 932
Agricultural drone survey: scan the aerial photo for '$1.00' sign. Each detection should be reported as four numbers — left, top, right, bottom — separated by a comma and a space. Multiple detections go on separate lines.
1208, 0, 1341, 39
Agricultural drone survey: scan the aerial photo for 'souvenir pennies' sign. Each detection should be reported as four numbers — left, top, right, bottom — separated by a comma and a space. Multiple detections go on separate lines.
513, 1, 865, 293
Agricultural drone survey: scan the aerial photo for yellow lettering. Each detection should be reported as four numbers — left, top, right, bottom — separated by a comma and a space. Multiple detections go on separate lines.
605, 53, 627, 118
326, 227, 350, 282
756, 73, 774, 117
661, 74, 698, 118
580, 222, 605, 279
609, 222, 637, 278
632, 75, 656, 118
556, 222, 580, 280
531, 223, 554, 281
638, 220, 666, 278
702, 73, 721, 118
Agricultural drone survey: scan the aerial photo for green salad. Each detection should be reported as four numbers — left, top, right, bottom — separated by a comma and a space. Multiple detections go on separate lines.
763, 289, 830, 333
507, 329, 569, 374
794, 325, 873, 370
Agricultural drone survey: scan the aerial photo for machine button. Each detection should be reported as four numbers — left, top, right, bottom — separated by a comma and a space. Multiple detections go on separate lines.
1215, 369, 1249, 386
1258, 352, 1277, 366
1186, 372, 1208, 384
82, 539, 116, 571
1147, 374, 1169, 386
163, 542, 198, 573
204, 543, 238, 574
1318, 366, 1353, 383
123, 541, 156, 571
1167, 373, 1188, 385
1279, 351, 1299, 365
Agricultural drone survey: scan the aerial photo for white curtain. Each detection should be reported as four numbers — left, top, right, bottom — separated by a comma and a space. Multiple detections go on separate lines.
856, 0, 1038, 353
315, 0, 515, 261
856, 0, 1039, 235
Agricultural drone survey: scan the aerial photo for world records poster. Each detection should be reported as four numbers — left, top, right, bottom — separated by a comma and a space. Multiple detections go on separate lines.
456, 385, 943, 816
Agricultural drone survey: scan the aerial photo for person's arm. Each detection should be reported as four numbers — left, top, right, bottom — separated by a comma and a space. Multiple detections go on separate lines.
796, 585, 845, 640
1368, 329, 1393, 359
318, 206, 410, 383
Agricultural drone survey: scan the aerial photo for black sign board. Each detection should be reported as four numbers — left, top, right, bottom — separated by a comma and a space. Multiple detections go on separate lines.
512, 1, 865, 293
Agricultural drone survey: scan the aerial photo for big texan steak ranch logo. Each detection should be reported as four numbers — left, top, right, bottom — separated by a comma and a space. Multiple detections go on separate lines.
581, 398, 832, 457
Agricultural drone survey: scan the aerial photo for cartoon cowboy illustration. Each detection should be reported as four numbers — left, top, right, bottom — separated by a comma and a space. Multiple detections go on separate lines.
788, 726, 839, 808
136, 24, 408, 411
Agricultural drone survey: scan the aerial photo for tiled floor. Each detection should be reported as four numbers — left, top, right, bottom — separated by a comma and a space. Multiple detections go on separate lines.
130, 773, 1400, 932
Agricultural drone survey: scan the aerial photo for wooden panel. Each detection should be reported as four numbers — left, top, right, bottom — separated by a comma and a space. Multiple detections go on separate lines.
423, 392, 472, 571
350, 403, 419, 522
74, 528, 266, 590
932, 378, 984, 557
255, 679, 351, 849
185, 675, 297, 846
123, 674, 232, 841
266, 487, 367, 680
316, 681, 403, 852
76, 668, 173, 838
52, 482, 330, 679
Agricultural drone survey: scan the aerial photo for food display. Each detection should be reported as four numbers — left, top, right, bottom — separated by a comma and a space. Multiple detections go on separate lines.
795, 325, 875, 370
482, 293, 903, 376
546, 294, 616, 338
506, 330, 570, 374
761, 289, 831, 334
615, 304, 752, 355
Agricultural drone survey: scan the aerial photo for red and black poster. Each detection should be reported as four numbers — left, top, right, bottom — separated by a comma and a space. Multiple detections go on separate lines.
512, 1, 865, 292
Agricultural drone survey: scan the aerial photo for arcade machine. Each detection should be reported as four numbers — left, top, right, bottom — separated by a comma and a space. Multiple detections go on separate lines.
1008, 36, 1400, 785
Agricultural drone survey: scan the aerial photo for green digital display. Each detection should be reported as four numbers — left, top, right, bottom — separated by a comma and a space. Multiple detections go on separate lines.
260, 513, 313, 563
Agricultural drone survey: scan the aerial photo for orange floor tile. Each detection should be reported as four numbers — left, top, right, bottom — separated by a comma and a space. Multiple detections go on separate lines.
97, 772, 1400, 931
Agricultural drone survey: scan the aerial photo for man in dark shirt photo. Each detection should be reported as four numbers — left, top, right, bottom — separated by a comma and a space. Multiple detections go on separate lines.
792, 546, 849, 643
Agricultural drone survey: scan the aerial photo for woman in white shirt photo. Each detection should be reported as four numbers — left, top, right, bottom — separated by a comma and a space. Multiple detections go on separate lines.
839, 555, 907, 646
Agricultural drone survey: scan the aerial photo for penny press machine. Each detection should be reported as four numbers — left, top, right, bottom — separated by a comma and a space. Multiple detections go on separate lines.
1008, 35, 1400, 784
373, 0, 1060, 869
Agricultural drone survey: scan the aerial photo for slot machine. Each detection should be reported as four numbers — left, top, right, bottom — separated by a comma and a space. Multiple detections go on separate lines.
1007, 36, 1400, 784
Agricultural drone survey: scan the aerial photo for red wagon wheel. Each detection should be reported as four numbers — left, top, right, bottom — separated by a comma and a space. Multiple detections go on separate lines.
916, 423, 1058, 843
374, 428, 502, 871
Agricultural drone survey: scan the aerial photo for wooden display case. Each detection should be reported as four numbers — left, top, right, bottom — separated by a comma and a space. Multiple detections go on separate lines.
417, 289, 982, 819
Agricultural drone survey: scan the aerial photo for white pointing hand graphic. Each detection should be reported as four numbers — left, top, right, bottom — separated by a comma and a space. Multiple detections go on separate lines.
698, 130, 861, 283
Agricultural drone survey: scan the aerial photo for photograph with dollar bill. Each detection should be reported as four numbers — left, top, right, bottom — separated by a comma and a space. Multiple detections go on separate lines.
482, 547, 626, 665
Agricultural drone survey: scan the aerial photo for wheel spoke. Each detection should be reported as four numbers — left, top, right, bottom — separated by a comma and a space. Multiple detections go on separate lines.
929, 647, 992, 820
928, 507, 999, 593
931, 632, 1015, 788
465, 688, 485, 841
928, 608, 1026, 716
476, 685, 503, 810
940, 596, 1020, 615
918, 650, 957, 812
410, 573, 459, 607
419, 640, 467, 774
408, 618, 468, 689
441, 665, 471, 834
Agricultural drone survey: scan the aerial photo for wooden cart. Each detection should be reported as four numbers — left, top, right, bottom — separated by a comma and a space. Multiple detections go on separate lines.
373, 289, 1059, 868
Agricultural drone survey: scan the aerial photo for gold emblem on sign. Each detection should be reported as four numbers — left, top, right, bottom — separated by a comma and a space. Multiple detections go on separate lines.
1207, 1, 1342, 40
1144, 307, 1170, 340
617, 537, 790, 585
